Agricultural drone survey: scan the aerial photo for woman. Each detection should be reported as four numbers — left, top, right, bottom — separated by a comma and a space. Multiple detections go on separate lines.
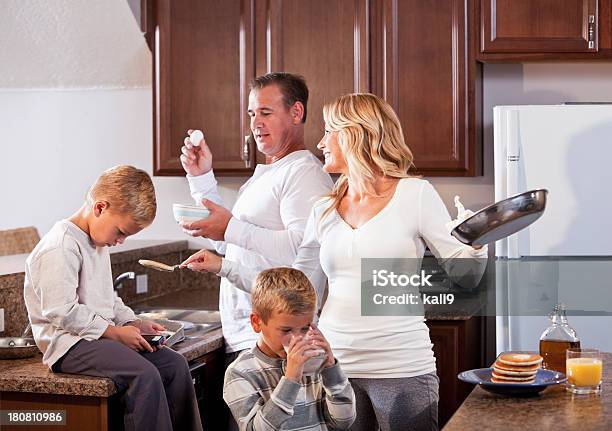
184, 93, 487, 431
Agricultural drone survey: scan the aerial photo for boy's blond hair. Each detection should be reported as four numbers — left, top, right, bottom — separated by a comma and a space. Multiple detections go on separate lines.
87, 165, 156, 228
252, 268, 316, 323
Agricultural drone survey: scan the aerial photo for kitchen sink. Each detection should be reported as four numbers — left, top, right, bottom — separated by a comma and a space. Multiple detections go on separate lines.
134, 308, 222, 338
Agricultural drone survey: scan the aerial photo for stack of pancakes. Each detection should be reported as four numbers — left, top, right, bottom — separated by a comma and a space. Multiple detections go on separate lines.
492, 353, 543, 384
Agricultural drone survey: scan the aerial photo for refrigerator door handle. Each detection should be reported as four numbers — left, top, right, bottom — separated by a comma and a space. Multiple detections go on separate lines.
506, 109, 520, 259
495, 260, 510, 353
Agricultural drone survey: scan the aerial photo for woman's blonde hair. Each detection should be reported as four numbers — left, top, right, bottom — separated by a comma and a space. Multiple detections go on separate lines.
252, 268, 316, 323
87, 165, 157, 228
321, 93, 414, 222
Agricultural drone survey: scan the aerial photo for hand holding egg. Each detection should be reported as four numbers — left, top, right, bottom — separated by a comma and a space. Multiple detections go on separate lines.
180, 129, 213, 176
190, 129, 204, 147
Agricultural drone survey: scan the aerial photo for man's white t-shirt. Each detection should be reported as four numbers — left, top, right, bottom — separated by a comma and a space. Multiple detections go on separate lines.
188, 150, 333, 353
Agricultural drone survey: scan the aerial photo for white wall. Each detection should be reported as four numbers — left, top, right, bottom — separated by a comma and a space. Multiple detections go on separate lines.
0, 0, 149, 88
0, 88, 243, 246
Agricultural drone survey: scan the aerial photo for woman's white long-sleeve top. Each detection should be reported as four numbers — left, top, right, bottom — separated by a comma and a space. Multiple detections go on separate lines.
221, 178, 487, 377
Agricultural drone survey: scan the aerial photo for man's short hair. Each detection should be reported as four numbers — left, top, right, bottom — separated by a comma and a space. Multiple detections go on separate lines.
87, 165, 156, 228
252, 267, 317, 323
250, 72, 309, 123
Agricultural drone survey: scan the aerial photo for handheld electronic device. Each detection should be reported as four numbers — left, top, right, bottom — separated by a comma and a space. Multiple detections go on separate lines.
142, 334, 166, 347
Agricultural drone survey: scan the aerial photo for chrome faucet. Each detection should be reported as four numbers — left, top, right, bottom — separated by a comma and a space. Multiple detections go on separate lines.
114, 271, 135, 289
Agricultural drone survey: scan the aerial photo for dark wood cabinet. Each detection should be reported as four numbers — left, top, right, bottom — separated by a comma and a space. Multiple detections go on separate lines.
144, 0, 612, 177
427, 317, 484, 428
482, 0, 597, 53
258, 0, 369, 157
372, 0, 481, 176
477, 0, 612, 60
0, 392, 111, 431
145, 0, 483, 177
147, 0, 368, 175
190, 348, 227, 429
150, 0, 255, 176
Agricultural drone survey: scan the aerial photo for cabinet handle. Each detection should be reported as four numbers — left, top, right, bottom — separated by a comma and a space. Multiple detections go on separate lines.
588, 15, 595, 49
243, 135, 254, 168
189, 359, 207, 387
189, 361, 207, 373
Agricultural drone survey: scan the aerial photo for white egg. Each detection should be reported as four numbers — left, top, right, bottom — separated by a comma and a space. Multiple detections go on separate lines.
190, 130, 204, 147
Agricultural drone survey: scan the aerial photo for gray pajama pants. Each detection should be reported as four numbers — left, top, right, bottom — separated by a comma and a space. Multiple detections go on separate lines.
53, 339, 203, 431
348, 372, 439, 431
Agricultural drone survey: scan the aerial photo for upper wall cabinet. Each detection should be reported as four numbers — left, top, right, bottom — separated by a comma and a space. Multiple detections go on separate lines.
477, 0, 612, 60
149, 0, 255, 176
146, 0, 368, 174
371, 0, 481, 176
255, 0, 369, 160
145, 0, 482, 176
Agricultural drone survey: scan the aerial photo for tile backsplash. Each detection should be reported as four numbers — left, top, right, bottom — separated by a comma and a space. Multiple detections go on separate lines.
112, 251, 183, 305
0, 273, 28, 338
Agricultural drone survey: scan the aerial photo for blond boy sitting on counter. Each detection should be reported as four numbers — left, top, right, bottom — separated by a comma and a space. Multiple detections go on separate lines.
223, 267, 355, 430
23, 165, 202, 431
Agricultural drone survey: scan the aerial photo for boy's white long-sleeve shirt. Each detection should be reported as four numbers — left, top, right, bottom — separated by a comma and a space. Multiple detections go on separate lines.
188, 150, 333, 353
23, 220, 137, 369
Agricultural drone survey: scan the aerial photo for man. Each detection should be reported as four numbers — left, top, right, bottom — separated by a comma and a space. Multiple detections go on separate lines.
179, 73, 333, 365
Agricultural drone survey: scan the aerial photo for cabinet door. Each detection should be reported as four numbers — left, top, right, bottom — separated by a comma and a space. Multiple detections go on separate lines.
190, 349, 227, 429
428, 322, 460, 427
152, 0, 255, 176
372, 0, 481, 176
259, 0, 370, 156
428, 317, 483, 428
480, 0, 598, 53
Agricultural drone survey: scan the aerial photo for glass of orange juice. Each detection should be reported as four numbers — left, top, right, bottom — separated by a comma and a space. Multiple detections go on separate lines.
566, 348, 602, 394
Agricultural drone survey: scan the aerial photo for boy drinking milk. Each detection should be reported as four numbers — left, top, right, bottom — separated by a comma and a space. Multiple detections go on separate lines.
23, 165, 202, 431
223, 267, 355, 430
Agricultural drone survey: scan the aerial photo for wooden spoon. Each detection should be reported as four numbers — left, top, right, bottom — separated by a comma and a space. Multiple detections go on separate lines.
138, 259, 183, 272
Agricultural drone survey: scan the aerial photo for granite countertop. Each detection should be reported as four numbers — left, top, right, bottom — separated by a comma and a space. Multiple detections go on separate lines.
0, 239, 188, 276
174, 327, 223, 362
444, 352, 612, 430
0, 328, 223, 397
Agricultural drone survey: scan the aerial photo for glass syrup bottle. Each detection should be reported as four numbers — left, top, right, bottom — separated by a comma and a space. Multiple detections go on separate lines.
539, 303, 580, 374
